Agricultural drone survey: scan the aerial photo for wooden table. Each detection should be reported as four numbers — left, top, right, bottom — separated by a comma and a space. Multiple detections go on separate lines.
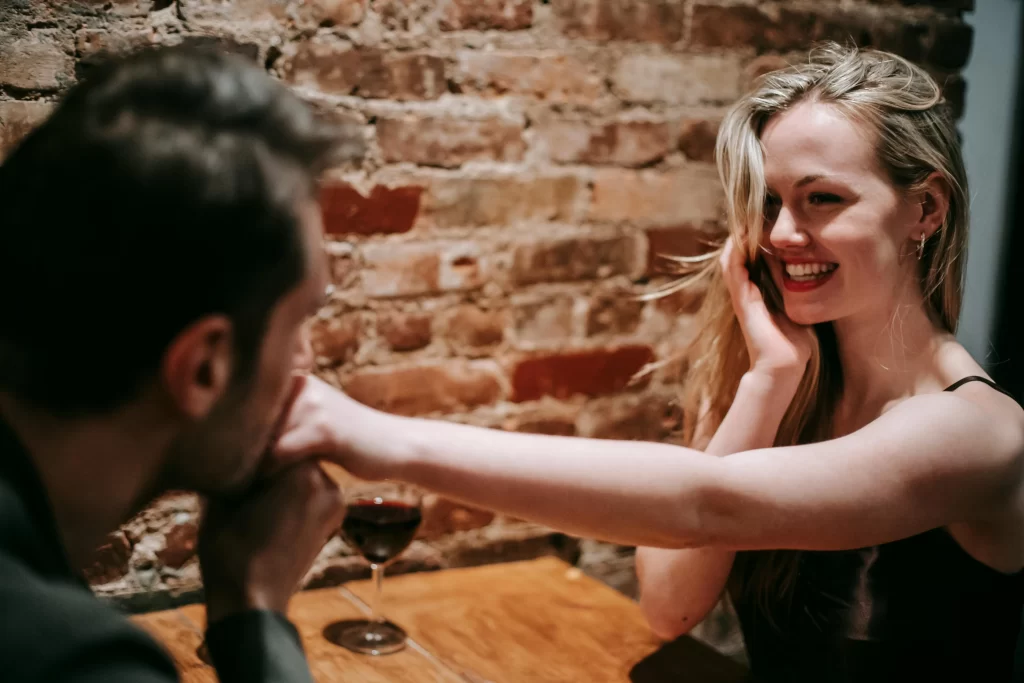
133, 557, 752, 682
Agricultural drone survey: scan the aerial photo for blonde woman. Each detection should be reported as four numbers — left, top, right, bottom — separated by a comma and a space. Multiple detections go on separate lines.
277, 44, 1024, 681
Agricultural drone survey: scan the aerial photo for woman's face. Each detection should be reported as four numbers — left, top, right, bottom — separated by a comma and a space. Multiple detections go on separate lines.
758, 101, 923, 326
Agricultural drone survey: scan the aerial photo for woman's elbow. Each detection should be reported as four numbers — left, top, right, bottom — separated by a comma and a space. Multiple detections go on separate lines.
640, 596, 696, 641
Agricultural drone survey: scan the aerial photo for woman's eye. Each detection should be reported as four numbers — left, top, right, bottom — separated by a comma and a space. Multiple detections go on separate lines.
808, 192, 842, 205
764, 194, 781, 220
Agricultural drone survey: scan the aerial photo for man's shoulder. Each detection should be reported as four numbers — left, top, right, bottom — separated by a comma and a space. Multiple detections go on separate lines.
0, 551, 176, 681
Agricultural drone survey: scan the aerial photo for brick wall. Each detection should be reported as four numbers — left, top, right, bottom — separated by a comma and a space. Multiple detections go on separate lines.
0, 0, 972, 617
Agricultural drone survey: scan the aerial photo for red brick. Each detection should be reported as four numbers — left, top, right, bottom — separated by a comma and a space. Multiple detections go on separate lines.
512, 296, 577, 344
328, 244, 360, 289
342, 360, 504, 415
418, 172, 585, 228
360, 241, 487, 298
361, 244, 439, 298
0, 101, 54, 158
511, 234, 639, 285
590, 169, 723, 227
305, 100, 367, 134
612, 54, 744, 106
76, 29, 155, 65
374, 0, 434, 31
501, 405, 581, 435
510, 345, 655, 402
645, 223, 720, 276
377, 114, 525, 168
419, 495, 496, 539
177, 0, 288, 25
0, 36, 72, 92
292, 0, 367, 27
586, 295, 644, 336
443, 305, 506, 349
692, 4, 801, 51
309, 314, 363, 365
553, 0, 686, 44
156, 522, 198, 569
283, 43, 446, 100
439, 0, 533, 31
535, 119, 674, 167
737, 8, 959, 63
177, 36, 261, 62
69, 0, 139, 6
678, 118, 720, 164
81, 531, 132, 585
320, 181, 422, 236
690, 5, 864, 53
440, 248, 488, 291
72, 0, 141, 7
503, 412, 578, 436
578, 397, 682, 440
377, 311, 433, 351
454, 51, 603, 103
63, 0, 145, 16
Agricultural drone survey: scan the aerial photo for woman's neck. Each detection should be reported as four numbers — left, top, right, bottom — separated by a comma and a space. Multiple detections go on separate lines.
829, 288, 955, 434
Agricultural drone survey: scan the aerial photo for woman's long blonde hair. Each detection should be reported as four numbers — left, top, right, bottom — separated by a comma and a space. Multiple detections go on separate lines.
665, 43, 970, 612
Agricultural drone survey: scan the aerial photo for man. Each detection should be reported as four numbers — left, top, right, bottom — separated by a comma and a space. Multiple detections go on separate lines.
0, 46, 345, 682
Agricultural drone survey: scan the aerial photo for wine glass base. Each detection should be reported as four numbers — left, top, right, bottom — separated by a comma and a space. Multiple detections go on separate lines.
325, 619, 408, 656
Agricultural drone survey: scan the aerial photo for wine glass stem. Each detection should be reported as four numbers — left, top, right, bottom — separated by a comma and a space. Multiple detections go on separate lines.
369, 563, 385, 627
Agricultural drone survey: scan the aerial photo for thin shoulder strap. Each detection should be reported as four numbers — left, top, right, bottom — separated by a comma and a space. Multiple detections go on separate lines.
944, 375, 1018, 402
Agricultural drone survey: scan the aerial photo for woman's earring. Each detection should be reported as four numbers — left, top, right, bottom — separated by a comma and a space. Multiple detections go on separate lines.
916, 233, 927, 260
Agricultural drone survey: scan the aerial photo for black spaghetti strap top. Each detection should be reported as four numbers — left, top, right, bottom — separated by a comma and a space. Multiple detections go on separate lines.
730, 377, 1024, 682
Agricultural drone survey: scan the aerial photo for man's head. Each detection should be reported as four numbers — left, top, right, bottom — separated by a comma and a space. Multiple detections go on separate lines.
0, 47, 335, 493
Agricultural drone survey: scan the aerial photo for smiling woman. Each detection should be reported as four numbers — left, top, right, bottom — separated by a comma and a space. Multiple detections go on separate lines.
665, 43, 976, 626
757, 101, 949, 324
681, 41, 970, 447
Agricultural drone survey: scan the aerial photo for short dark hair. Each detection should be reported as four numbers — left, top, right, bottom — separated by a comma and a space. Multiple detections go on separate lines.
0, 46, 338, 415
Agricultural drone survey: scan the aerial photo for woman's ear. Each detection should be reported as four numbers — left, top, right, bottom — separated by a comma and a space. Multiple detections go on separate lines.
911, 171, 951, 241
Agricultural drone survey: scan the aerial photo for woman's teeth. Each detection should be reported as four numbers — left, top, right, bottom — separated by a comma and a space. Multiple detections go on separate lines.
784, 262, 838, 281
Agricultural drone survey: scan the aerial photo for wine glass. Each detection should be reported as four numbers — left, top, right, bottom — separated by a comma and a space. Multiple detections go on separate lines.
327, 480, 423, 656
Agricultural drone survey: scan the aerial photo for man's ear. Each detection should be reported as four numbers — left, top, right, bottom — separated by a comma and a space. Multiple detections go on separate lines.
161, 316, 234, 420
909, 171, 951, 241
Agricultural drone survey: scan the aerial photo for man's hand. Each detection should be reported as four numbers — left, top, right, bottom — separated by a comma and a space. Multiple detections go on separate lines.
198, 462, 345, 624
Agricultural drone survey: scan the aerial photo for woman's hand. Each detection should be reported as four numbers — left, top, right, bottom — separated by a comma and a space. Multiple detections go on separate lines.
720, 238, 813, 380
270, 374, 401, 481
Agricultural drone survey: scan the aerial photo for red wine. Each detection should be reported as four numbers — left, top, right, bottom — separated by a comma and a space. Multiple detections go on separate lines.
342, 499, 422, 565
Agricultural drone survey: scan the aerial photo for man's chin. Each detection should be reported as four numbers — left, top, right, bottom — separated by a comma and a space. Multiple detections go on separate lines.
228, 454, 267, 492
195, 451, 266, 499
